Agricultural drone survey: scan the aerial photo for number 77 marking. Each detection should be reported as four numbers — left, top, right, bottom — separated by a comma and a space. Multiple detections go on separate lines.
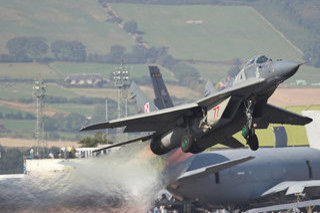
213, 106, 220, 118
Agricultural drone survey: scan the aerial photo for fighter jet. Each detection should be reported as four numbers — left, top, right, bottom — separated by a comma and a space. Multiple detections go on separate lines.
81, 55, 312, 155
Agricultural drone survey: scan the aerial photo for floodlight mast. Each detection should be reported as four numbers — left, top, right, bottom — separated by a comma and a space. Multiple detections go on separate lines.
33, 76, 46, 157
113, 60, 130, 139
113, 60, 130, 119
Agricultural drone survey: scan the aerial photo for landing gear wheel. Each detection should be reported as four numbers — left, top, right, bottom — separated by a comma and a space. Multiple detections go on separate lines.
189, 142, 205, 154
181, 135, 193, 153
247, 134, 259, 151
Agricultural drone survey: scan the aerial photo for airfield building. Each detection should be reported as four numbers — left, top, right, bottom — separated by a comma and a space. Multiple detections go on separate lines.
64, 73, 104, 87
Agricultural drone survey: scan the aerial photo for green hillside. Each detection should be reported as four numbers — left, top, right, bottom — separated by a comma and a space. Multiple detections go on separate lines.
0, 62, 176, 82
0, 0, 135, 54
0, 1, 319, 144
112, 4, 302, 61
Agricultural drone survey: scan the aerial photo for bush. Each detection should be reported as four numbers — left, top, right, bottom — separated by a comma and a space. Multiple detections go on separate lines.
123, 21, 138, 34
79, 132, 111, 147
0, 147, 23, 174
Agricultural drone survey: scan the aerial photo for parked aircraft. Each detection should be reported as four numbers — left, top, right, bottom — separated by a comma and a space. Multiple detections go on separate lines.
166, 145, 320, 210
82, 55, 312, 155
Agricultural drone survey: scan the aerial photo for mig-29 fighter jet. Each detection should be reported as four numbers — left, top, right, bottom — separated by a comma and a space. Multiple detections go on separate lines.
81, 55, 312, 155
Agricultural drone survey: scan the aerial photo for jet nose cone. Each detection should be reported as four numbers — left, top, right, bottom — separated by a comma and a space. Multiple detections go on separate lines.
273, 60, 301, 80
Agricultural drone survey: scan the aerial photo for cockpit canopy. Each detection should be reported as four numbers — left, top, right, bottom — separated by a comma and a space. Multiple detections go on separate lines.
234, 55, 272, 84
245, 55, 270, 67
256, 55, 269, 64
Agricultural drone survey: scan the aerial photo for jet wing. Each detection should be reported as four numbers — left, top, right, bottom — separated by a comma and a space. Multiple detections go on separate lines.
176, 156, 254, 183
92, 134, 154, 153
256, 104, 312, 129
81, 103, 198, 133
81, 78, 266, 133
197, 78, 265, 107
261, 180, 320, 196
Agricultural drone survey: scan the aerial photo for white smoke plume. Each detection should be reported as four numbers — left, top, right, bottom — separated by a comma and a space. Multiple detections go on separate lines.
0, 145, 165, 212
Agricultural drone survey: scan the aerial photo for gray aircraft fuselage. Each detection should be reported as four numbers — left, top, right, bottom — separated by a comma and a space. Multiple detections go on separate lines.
167, 147, 320, 209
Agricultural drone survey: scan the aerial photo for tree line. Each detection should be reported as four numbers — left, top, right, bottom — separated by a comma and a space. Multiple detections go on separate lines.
79, 131, 113, 147
0, 146, 23, 174
1, 35, 200, 87
0, 146, 64, 174
3, 36, 200, 88
1, 37, 87, 63
0, 111, 35, 120
18, 95, 114, 105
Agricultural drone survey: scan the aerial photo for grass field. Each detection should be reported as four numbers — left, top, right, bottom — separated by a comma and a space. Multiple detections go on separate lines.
0, 105, 31, 115
0, 0, 135, 54
47, 103, 94, 117
252, 1, 320, 57
51, 62, 177, 81
0, 119, 35, 131
0, 63, 59, 79
0, 62, 177, 82
191, 63, 233, 82
45, 83, 79, 98
0, 89, 28, 100
0, 82, 79, 101
112, 4, 302, 61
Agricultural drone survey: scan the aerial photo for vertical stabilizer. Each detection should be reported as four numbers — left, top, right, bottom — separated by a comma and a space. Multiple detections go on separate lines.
129, 81, 158, 113
148, 65, 174, 109
204, 80, 217, 97
302, 111, 320, 149
273, 126, 287, 148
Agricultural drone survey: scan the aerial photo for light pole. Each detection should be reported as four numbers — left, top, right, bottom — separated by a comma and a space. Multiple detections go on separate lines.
113, 60, 130, 119
33, 76, 46, 157
113, 60, 130, 139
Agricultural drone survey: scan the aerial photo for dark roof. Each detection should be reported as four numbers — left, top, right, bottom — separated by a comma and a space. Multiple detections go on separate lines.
65, 73, 103, 81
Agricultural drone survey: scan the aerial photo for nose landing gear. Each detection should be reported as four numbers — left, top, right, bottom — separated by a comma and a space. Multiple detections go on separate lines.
242, 127, 259, 151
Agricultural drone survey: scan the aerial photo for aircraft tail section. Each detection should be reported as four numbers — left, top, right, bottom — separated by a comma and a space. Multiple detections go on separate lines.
302, 111, 320, 150
130, 81, 158, 113
204, 80, 217, 97
273, 126, 287, 148
149, 65, 174, 109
